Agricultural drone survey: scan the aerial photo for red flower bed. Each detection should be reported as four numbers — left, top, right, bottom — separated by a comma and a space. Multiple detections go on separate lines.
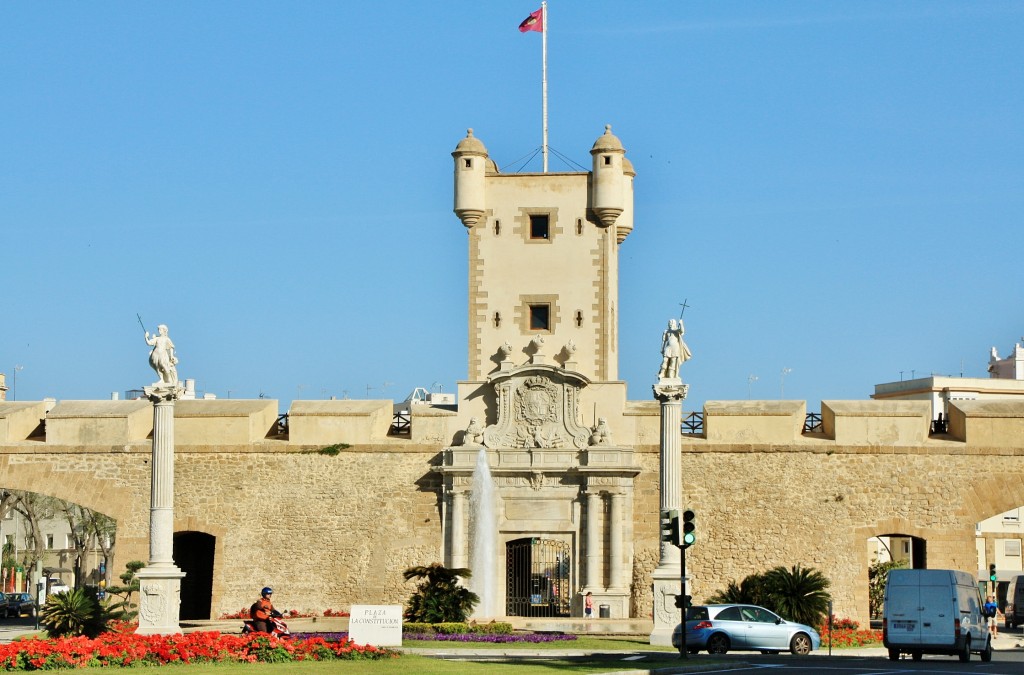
0, 630, 396, 670
817, 616, 882, 648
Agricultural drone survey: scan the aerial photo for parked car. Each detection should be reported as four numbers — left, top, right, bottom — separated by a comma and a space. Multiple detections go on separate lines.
5, 593, 35, 618
673, 604, 821, 655
47, 579, 71, 596
0, 593, 7, 618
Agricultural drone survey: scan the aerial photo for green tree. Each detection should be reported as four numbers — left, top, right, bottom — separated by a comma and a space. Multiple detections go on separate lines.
869, 559, 906, 618
105, 560, 145, 620
403, 563, 479, 623
762, 564, 832, 626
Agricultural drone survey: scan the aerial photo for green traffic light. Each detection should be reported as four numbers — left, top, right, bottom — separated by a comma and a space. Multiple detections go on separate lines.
681, 509, 697, 548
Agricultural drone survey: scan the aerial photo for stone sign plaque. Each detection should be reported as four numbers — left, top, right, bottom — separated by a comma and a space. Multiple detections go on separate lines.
348, 605, 402, 647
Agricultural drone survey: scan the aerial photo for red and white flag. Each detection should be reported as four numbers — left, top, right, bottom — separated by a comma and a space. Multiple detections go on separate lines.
519, 7, 544, 33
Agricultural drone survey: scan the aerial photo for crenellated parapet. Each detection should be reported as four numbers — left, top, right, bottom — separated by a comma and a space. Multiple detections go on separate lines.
3, 398, 1024, 449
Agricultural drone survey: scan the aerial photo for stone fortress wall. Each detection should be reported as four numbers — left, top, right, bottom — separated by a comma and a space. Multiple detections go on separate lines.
1, 396, 1022, 624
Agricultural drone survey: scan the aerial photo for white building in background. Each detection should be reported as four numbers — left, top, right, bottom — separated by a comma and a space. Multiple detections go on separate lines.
873, 338, 1024, 423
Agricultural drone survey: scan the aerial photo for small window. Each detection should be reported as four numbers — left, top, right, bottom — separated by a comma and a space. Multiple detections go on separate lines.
530, 214, 550, 240
46, 534, 54, 549
603, 155, 611, 165
493, 312, 501, 328
464, 158, 472, 168
529, 304, 550, 331
575, 310, 583, 327
576, 218, 583, 235
66, 534, 74, 549
494, 219, 501, 235
1006, 540, 1022, 557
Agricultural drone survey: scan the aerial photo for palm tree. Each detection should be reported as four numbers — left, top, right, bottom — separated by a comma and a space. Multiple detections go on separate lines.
762, 565, 831, 626
403, 563, 479, 623
706, 573, 770, 606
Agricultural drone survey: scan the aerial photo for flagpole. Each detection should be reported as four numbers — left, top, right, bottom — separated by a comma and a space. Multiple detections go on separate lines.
542, 0, 548, 173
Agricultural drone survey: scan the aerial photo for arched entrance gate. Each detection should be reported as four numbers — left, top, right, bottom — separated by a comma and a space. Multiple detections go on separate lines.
506, 537, 571, 617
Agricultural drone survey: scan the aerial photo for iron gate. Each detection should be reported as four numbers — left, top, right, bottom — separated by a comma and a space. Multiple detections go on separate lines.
505, 537, 572, 617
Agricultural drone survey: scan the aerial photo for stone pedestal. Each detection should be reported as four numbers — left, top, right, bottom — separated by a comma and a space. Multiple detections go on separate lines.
136, 383, 185, 636
649, 379, 687, 646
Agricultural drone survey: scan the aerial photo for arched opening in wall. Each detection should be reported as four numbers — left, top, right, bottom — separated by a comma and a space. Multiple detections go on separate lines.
866, 534, 926, 620
505, 537, 571, 617
974, 504, 1024, 612
174, 531, 214, 620
0, 489, 116, 595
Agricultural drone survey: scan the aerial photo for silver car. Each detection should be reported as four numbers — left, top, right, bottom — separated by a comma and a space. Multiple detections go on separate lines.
672, 604, 821, 655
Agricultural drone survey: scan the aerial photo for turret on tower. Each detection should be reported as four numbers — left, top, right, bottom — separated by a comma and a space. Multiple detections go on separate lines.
590, 124, 626, 228
452, 128, 489, 228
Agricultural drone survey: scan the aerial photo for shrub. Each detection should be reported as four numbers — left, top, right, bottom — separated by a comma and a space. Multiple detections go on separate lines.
39, 586, 124, 638
469, 621, 514, 634
706, 564, 832, 627
403, 563, 479, 623
432, 622, 470, 634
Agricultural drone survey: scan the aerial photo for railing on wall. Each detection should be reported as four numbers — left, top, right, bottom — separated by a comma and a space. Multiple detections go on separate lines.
273, 413, 289, 438
681, 412, 824, 436
803, 412, 823, 434
681, 412, 703, 435
391, 411, 411, 435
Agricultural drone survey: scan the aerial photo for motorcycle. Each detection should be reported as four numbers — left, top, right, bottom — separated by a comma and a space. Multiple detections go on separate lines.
242, 608, 290, 637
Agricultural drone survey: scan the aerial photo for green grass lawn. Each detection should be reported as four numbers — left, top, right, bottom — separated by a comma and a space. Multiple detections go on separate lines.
66, 653, 718, 674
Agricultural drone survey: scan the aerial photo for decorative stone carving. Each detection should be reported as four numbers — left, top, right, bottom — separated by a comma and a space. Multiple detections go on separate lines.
457, 417, 485, 446
482, 365, 591, 450
529, 471, 546, 490
589, 417, 612, 446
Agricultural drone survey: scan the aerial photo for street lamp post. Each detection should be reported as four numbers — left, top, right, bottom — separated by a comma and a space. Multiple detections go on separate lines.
12, 365, 23, 401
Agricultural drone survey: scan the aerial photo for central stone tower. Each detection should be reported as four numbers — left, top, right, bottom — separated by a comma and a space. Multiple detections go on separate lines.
452, 125, 634, 384
441, 127, 641, 620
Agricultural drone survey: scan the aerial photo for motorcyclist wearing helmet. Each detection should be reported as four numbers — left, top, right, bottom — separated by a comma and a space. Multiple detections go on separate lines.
250, 587, 275, 633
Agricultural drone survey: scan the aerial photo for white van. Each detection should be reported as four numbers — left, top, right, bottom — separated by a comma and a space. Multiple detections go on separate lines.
883, 569, 991, 662
1006, 574, 1024, 629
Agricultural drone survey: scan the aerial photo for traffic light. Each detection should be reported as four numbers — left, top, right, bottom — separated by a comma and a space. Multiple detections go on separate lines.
989, 564, 997, 583
660, 509, 679, 545
681, 509, 697, 548
674, 594, 692, 610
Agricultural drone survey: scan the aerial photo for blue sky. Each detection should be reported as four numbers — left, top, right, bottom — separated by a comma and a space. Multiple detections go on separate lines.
2, 1, 1022, 412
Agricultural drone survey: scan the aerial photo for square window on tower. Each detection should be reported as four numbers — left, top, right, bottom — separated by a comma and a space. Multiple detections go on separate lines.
529, 304, 551, 331
529, 214, 550, 240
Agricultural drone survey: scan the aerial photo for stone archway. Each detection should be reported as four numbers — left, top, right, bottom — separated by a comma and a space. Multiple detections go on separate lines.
173, 531, 215, 620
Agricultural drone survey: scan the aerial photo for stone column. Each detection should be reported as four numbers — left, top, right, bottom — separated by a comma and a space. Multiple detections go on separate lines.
649, 380, 688, 646
585, 490, 602, 590
136, 384, 186, 635
608, 492, 625, 590
450, 490, 468, 569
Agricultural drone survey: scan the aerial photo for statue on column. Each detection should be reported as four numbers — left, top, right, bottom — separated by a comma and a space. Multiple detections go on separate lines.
145, 324, 179, 386
657, 319, 691, 380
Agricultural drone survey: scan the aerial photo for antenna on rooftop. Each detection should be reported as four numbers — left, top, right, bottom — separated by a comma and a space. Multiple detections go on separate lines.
780, 368, 792, 398
747, 374, 758, 399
